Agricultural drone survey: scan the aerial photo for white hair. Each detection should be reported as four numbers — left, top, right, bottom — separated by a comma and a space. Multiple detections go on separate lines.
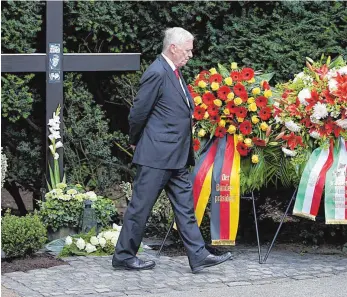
162, 27, 194, 52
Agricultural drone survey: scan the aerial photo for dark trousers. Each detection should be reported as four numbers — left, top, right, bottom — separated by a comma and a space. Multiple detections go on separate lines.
114, 165, 209, 266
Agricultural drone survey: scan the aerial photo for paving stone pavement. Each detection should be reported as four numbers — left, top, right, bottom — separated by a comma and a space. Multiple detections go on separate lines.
2, 247, 347, 297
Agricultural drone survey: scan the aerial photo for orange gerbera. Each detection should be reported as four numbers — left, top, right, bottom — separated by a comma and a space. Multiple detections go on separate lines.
239, 120, 252, 135
258, 107, 272, 121
234, 106, 248, 118
230, 71, 241, 82
193, 106, 205, 120
209, 73, 223, 84
202, 93, 215, 106
255, 96, 268, 108
215, 126, 226, 138
233, 83, 246, 96
207, 105, 219, 116
236, 142, 249, 156
193, 138, 201, 151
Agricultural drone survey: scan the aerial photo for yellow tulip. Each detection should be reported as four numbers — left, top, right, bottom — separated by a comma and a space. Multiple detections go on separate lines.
223, 108, 230, 115
244, 138, 252, 147
264, 89, 272, 98
251, 115, 260, 124
198, 80, 207, 88
248, 103, 257, 112
231, 62, 238, 69
260, 122, 268, 131
237, 134, 244, 142
252, 87, 261, 95
248, 78, 255, 84
211, 82, 219, 91
237, 117, 244, 123
252, 155, 259, 164
234, 97, 243, 106
227, 125, 236, 134
204, 111, 209, 119
247, 97, 255, 104
227, 92, 235, 100
198, 129, 206, 137
194, 96, 202, 105
213, 99, 222, 107
224, 77, 233, 86
209, 68, 217, 75
219, 119, 226, 127
201, 103, 208, 109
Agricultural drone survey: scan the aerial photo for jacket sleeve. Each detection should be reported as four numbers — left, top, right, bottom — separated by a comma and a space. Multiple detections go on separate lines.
128, 70, 163, 145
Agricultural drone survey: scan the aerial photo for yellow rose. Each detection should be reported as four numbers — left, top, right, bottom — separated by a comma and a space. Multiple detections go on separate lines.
264, 89, 272, 98
248, 103, 257, 112
231, 62, 238, 69
209, 68, 217, 75
213, 99, 222, 107
198, 129, 206, 137
252, 154, 259, 164
211, 82, 219, 91
234, 97, 243, 106
237, 134, 244, 142
201, 103, 208, 109
227, 92, 235, 100
247, 97, 255, 104
198, 80, 207, 88
224, 77, 233, 86
219, 119, 226, 127
260, 122, 268, 131
244, 138, 252, 147
227, 125, 236, 134
251, 115, 260, 124
237, 117, 244, 123
194, 96, 202, 105
247, 78, 255, 84
204, 111, 209, 119
252, 87, 261, 95
223, 108, 230, 115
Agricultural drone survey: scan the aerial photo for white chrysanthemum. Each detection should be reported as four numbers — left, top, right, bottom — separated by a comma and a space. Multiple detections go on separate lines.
298, 88, 311, 106
65, 236, 73, 246
85, 191, 97, 201
282, 147, 297, 157
312, 102, 328, 120
285, 120, 301, 132
328, 79, 338, 92
338, 66, 347, 75
310, 131, 321, 139
98, 237, 106, 248
76, 238, 86, 250
90, 236, 99, 246
336, 119, 347, 129
85, 243, 97, 253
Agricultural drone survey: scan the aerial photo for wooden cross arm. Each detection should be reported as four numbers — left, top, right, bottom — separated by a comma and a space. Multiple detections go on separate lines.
1, 54, 46, 72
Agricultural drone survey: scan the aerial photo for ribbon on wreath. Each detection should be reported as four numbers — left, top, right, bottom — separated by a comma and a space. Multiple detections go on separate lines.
192, 134, 241, 245
293, 137, 347, 224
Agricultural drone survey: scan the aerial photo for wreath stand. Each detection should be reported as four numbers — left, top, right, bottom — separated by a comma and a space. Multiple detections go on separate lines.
156, 188, 298, 264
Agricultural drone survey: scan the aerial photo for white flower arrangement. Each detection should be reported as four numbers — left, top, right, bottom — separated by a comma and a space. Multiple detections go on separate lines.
60, 224, 125, 256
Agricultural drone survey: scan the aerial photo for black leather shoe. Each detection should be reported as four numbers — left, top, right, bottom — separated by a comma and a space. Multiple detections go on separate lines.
112, 255, 155, 270
191, 252, 232, 273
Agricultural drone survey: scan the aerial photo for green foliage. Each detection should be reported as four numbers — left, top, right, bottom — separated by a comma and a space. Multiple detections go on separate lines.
63, 73, 132, 193
1, 74, 35, 122
1, 1, 44, 53
1, 210, 47, 258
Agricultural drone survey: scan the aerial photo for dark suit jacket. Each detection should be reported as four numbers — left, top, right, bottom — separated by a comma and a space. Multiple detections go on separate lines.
128, 55, 195, 169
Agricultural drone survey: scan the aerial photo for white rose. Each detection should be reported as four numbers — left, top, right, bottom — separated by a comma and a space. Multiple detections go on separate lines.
98, 237, 106, 248
76, 238, 86, 250
111, 233, 120, 245
103, 231, 114, 241
90, 236, 99, 246
65, 236, 73, 246
85, 243, 97, 253
85, 191, 97, 201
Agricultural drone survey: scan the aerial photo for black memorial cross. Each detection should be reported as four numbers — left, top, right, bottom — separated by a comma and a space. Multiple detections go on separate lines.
1, 1, 140, 182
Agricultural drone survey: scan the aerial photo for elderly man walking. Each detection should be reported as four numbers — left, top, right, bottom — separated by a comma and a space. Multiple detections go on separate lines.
112, 27, 231, 273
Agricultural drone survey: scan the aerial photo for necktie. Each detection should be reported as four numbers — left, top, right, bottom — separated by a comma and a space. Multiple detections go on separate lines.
174, 69, 180, 79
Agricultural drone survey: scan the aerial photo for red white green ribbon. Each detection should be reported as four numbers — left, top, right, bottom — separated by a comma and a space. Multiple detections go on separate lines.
293, 141, 334, 220
325, 138, 347, 224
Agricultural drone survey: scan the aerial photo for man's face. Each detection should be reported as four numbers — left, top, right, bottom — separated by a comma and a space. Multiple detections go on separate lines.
171, 40, 193, 68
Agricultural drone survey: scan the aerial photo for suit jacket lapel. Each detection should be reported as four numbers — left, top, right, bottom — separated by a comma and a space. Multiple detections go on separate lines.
178, 69, 195, 112
159, 56, 190, 109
